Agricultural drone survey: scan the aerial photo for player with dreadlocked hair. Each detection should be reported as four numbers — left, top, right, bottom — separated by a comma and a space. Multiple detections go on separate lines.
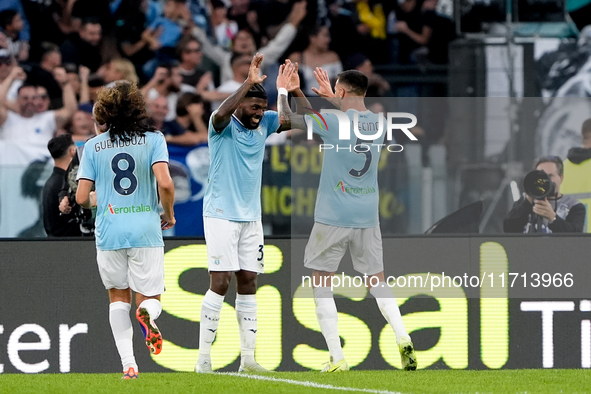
195, 53, 292, 373
76, 81, 176, 379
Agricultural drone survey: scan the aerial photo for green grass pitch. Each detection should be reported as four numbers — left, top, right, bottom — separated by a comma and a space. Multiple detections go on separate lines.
1, 370, 589, 393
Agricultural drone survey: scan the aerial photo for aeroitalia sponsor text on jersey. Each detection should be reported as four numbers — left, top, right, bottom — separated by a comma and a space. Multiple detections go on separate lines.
334, 181, 376, 195
104, 203, 152, 215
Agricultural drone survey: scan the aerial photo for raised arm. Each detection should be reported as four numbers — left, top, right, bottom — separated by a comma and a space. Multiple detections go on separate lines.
259, 1, 306, 65
284, 60, 312, 115
276, 61, 306, 131
141, 67, 169, 98
311, 67, 340, 109
78, 66, 90, 104
190, 25, 229, 67
0, 66, 25, 126
53, 67, 77, 129
212, 53, 266, 130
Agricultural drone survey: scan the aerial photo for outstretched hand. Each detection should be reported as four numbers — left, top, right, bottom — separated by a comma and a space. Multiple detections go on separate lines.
311, 67, 335, 98
276, 60, 296, 90
284, 60, 301, 92
247, 53, 267, 85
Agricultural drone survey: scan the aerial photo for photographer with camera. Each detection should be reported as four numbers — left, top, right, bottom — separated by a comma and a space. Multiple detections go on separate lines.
504, 156, 586, 233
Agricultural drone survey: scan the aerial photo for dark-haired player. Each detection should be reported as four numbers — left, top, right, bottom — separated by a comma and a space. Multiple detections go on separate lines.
196, 53, 290, 373
277, 66, 418, 372
76, 81, 176, 379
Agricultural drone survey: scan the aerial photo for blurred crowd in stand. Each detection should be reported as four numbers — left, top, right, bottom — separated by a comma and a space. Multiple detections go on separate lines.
0, 0, 456, 237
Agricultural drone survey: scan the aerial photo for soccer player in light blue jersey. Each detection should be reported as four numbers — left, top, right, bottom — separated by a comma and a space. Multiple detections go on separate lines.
277, 66, 417, 372
76, 81, 176, 379
196, 53, 291, 373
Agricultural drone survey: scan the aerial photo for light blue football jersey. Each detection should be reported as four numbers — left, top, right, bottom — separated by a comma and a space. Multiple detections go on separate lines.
77, 131, 169, 250
203, 111, 280, 221
307, 109, 389, 228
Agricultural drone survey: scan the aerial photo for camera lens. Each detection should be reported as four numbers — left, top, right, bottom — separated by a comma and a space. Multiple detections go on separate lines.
523, 170, 556, 199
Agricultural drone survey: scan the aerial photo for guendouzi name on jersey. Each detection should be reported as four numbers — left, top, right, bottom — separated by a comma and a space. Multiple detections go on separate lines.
77, 131, 169, 250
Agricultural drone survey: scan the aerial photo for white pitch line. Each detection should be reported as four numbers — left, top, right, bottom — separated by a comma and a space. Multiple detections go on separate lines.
224, 373, 405, 394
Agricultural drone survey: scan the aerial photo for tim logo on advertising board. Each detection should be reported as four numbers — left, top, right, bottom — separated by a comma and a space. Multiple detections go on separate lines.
304, 108, 418, 152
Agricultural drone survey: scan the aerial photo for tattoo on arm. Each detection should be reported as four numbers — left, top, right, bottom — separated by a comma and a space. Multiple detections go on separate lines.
278, 91, 307, 131
277, 93, 292, 130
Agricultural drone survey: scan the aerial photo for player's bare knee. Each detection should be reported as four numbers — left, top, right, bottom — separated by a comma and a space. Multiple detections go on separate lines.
367, 272, 385, 289
108, 288, 132, 303
210, 271, 232, 295
236, 270, 257, 294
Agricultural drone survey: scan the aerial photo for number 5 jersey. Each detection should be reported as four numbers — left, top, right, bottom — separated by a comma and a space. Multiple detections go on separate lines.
305, 110, 389, 228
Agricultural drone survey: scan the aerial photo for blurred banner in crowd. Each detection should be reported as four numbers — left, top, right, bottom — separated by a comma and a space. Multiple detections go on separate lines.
166, 143, 209, 237
0, 141, 52, 237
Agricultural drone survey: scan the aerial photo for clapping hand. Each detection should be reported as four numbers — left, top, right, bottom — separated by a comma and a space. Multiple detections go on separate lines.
247, 53, 267, 85
283, 60, 300, 92
311, 67, 335, 98
276, 60, 296, 90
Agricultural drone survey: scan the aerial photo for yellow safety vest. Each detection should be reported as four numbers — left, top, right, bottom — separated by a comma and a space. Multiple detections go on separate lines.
561, 158, 591, 232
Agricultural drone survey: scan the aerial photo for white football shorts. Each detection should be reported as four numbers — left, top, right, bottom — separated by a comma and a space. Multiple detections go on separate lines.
203, 217, 265, 273
96, 247, 165, 296
304, 222, 384, 275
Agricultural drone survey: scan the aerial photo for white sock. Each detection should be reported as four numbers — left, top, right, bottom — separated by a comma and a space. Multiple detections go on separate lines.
139, 299, 162, 320
199, 290, 224, 358
236, 294, 257, 363
314, 287, 344, 363
370, 282, 409, 343
109, 302, 137, 371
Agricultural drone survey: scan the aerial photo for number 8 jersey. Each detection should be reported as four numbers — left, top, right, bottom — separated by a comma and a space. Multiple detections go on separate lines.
77, 131, 169, 250
306, 110, 387, 228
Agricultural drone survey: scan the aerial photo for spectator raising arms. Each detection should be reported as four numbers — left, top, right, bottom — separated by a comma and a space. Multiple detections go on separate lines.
191, 0, 307, 84
289, 25, 342, 96
165, 92, 208, 146
0, 66, 76, 145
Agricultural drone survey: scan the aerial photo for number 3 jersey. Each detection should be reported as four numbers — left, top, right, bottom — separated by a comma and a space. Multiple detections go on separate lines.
77, 131, 169, 250
306, 110, 388, 228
